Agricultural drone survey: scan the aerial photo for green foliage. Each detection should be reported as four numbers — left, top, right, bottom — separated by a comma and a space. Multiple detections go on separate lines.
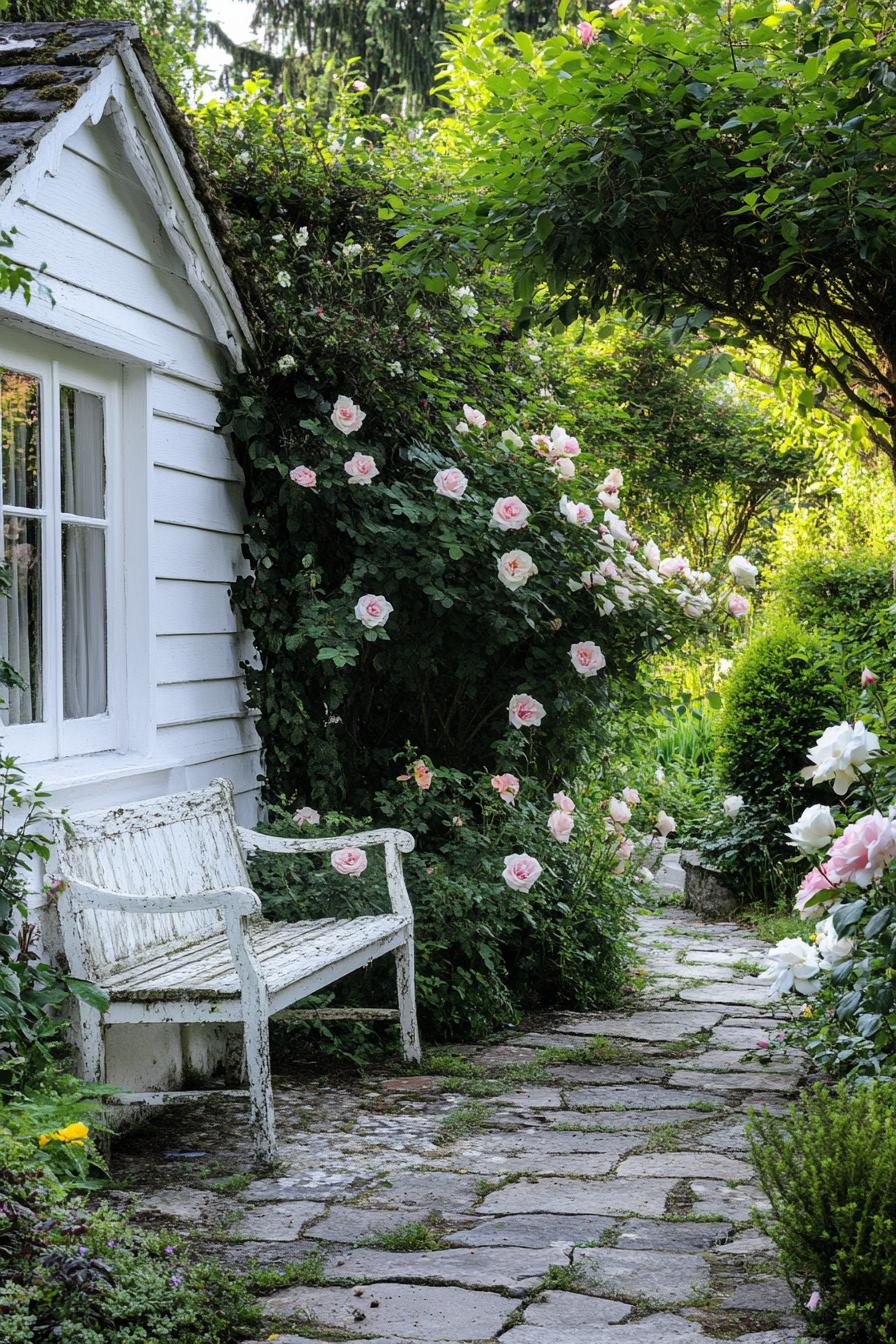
361, 1219, 445, 1249
414, 0, 896, 465
771, 552, 896, 671
716, 617, 835, 811
749, 1083, 896, 1343
0, 1130, 261, 1343
252, 767, 636, 1041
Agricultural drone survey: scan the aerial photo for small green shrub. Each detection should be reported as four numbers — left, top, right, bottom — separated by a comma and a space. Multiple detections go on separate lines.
0, 1129, 260, 1344
716, 616, 836, 812
749, 1083, 896, 1344
772, 552, 895, 668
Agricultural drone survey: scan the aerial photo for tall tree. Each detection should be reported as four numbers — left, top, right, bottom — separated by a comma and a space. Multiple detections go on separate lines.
407, 0, 896, 469
212, 0, 559, 111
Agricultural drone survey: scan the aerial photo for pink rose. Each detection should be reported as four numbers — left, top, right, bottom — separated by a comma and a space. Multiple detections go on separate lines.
331, 847, 368, 877
354, 593, 393, 628
569, 641, 606, 677
598, 490, 620, 510
794, 865, 838, 919
531, 434, 551, 456
290, 465, 317, 488
548, 425, 580, 458
497, 550, 538, 590
491, 496, 530, 531
577, 19, 594, 45
609, 797, 632, 826
434, 467, 468, 499
555, 456, 576, 480
617, 836, 634, 859
826, 811, 896, 889
412, 760, 433, 790
463, 403, 486, 429
553, 791, 575, 814
727, 593, 750, 618
502, 852, 543, 892
508, 693, 546, 728
548, 809, 574, 843
293, 806, 320, 825
559, 495, 594, 526
344, 452, 379, 484
603, 468, 624, 491
491, 773, 520, 804
659, 555, 688, 578
861, 667, 878, 687
622, 787, 640, 807
331, 394, 366, 435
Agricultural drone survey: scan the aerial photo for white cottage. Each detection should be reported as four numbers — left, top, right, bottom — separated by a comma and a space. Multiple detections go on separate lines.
0, 20, 259, 814
0, 20, 260, 1088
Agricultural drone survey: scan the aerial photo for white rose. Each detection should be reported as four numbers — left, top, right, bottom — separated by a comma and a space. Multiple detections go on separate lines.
331, 394, 366, 435
497, 550, 538, 590
655, 810, 676, 837
814, 915, 855, 971
555, 456, 576, 479
801, 720, 881, 796
758, 937, 821, 997
354, 593, 393, 628
276, 270, 291, 288
728, 554, 759, 589
787, 803, 837, 853
501, 429, 523, 449
644, 540, 661, 570
433, 467, 468, 499
723, 795, 745, 819
608, 797, 632, 826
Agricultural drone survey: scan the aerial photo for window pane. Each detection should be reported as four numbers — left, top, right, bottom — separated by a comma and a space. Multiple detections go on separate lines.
0, 515, 42, 725
62, 523, 107, 720
60, 386, 105, 519
1, 368, 40, 510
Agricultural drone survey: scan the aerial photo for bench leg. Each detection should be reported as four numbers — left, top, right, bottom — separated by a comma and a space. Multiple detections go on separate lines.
394, 937, 421, 1064
242, 1006, 278, 1167
78, 1004, 106, 1083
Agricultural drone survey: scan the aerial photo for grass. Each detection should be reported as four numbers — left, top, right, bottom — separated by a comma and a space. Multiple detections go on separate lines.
687, 1101, 722, 1112
243, 1248, 328, 1291
434, 1099, 492, 1145
360, 1221, 444, 1252
739, 902, 803, 944
208, 1171, 254, 1195
537, 1262, 585, 1292
731, 958, 766, 976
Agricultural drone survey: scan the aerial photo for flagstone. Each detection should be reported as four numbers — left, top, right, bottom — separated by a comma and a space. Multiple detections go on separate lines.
614, 1218, 731, 1251
690, 1179, 770, 1220
722, 1278, 795, 1310
616, 1152, 753, 1181
446, 1129, 642, 1157
262, 1281, 515, 1340
233, 1202, 321, 1241
502, 1310, 709, 1343
519, 1289, 632, 1328
575, 1245, 711, 1304
548, 1064, 668, 1084
685, 1050, 801, 1074
432, 1152, 619, 1178
553, 1010, 724, 1041
678, 984, 774, 1007
566, 1084, 724, 1110
478, 1176, 676, 1218
551, 1109, 709, 1131
329, 1245, 568, 1294
244, 1172, 363, 1202
305, 1206, 440, 1244
492, 1087, 564, 1108
445, 1212, 616, 1248
361, 1172, 484, 1214
711, 1231, 778, 1257
708, 1026, 793, 1050
669, 1069, 797, 1093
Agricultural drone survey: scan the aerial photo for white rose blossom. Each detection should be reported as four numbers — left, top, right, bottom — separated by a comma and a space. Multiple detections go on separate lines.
497, 550, 538, 591
759, 937, 822, 997
801, 721, 881, 796
787, 804, 837, 853
728, 554, 759, 589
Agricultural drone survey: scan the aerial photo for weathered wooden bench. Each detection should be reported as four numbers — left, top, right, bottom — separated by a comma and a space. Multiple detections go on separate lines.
50, 779, 421, 1165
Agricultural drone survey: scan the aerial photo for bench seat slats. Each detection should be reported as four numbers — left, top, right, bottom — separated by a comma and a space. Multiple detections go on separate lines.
101, 916, 340, 984
102, 913, 409, 1001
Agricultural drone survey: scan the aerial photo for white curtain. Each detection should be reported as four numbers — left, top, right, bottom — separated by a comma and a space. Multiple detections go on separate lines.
1, 384, 41, 726
61, 389, 106, 721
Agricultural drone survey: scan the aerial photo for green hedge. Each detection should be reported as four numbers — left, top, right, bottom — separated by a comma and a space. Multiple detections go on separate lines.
716, 616, 836, 812
771, 552, 895, 669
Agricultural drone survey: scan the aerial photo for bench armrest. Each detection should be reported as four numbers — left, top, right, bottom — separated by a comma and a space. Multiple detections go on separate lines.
237, 826, 415, 922
52, 876, 261, 918
237, 826, 415, 856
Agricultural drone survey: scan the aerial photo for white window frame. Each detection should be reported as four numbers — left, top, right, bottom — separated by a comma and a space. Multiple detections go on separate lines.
0, 331, 137, 763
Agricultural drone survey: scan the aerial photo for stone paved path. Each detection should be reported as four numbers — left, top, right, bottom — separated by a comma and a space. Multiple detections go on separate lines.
112, 907, 816, 1344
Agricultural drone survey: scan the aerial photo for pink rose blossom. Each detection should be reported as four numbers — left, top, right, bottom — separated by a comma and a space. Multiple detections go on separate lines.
727, 592, 750, 618
331, 394, 366, 435
794, 865, 838, 919
497, 550, 538, 590
555, 456, 576, 480
598, 489, 620, 510
491, 496, 531, 530
861, 666, 878, 687
553, 791, 575, 814
559, 495, 594, 526
617, 836, 634, 859
491, 773, 520, 804
603, 468, 624, 491
290, 465, 317, 488
577, 19, 594, 45
354, 593, 393, 628
658, 555, 688, 578
609, 797, 632, 826
548, 809, 574, 843
826, 811, 896, 888
508, 693, 546, 728
412, 760, 433, 790
569, 641, 606, 677
331, 847, 368, 877
463, 403, 486, 429
655, 810, 677, 837
806, 1291, 821, 1312
293, 806, 320, 825
531, 433, 551, 456
622, 787, 641, 807
502, 852, 543, 892
548, 425, 581, 458
434, 467, 468, 499
344, 452, 379, 484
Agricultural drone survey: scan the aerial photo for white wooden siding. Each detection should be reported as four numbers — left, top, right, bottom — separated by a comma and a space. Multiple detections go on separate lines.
1, 110, 260, 823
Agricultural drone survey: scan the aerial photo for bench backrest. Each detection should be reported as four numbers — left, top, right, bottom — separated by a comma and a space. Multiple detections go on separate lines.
53, 779, 251, 976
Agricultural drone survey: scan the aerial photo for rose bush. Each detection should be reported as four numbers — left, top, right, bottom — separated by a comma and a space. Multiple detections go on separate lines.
758, 673, 896, 1077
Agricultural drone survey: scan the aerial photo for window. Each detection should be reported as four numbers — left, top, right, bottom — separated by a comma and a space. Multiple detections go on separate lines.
0, 340, 124, 761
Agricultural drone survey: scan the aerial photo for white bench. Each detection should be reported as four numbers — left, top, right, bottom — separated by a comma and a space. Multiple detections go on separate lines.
50, 779, 421, 1165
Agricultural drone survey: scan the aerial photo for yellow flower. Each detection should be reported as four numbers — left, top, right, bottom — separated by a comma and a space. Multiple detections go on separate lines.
809, 932, 817, 943
802, 1005, 813, 1019
39, 1121, 89, 1148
